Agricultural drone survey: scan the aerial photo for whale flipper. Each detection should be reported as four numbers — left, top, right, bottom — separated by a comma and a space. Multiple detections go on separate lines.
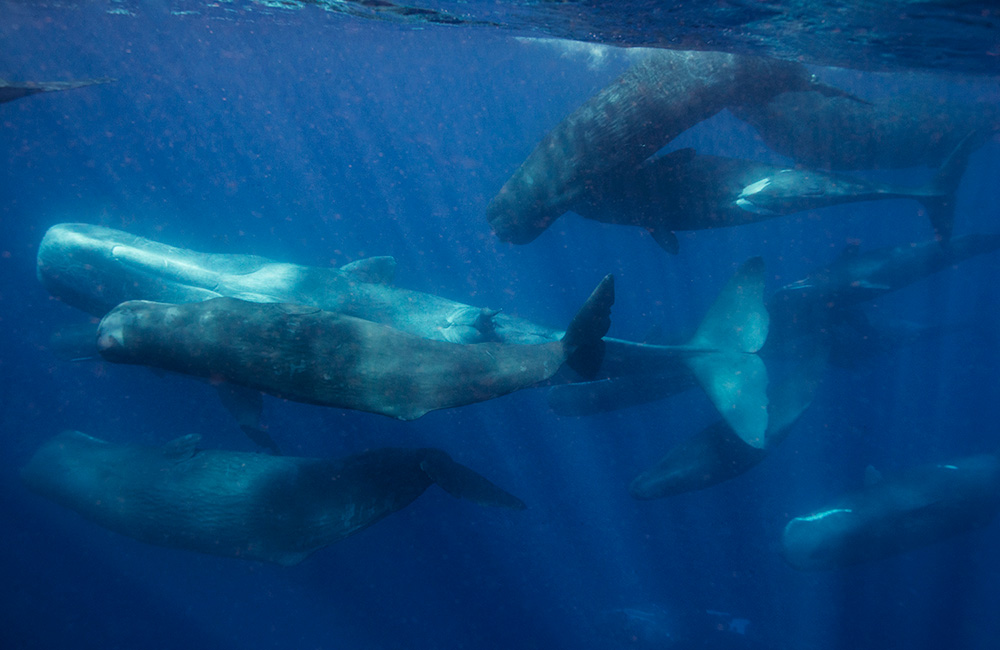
215, 384, 281, 455
420, 449, 526, 510
922, 131, 980, 243
647, 227, 680, 254
685, 257, 770, 447
562, 274, 615, 379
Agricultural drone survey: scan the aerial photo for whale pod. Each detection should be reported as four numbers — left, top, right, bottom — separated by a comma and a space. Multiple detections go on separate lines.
487, 49, 853, 246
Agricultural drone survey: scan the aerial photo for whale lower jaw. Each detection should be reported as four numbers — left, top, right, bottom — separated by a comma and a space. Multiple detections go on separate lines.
735, 197, 778, 216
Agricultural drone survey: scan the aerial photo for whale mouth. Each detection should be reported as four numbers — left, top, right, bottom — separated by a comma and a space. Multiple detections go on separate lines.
96, 313, 126, 353
735, 197, 777, 216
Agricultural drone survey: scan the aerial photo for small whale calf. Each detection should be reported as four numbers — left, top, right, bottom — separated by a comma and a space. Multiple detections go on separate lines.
783, 453, 1000, 570
22, 431, 525, 565
487, 50, 855, 246
95, 276, 613, 420
1, 77, 114, 104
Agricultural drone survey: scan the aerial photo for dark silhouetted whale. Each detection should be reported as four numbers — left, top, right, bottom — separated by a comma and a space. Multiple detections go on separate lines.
569, 142, 973, 252
782, 453, 1000, 570
22, 431, 525, 565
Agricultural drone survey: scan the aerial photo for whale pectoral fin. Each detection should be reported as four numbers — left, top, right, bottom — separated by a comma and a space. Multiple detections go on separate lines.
647, 228, 679, 254
923, 131, 980, 243
340, 256, 397, 285
562, 274, 615, 379
686, 352, 769, 449
215, 384, 282, 455
162, 434, 201, 461
864, 465, 884, 487
420, 451, 527, 510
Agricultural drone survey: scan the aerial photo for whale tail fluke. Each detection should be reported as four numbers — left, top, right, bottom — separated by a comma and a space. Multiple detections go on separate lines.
421, 450, 527, 510
562, 274, 615, 379
684, 257, 771, 448
922, 130, 980, 243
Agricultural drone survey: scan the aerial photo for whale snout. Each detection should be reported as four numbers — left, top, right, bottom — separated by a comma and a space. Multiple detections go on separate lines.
96, 311, 127, 354
486, 188, 557, 245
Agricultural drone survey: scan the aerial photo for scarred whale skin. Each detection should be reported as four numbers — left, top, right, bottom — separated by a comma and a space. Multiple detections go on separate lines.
96, 282, 612, 420
782, 454, 1000, 571
487, 50, 847, 245
21, 431, 526, 566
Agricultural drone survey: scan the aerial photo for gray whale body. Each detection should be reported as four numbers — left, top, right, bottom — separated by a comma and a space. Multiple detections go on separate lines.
782, 453, 1000, 571
22, 431, 525, 566
95, 282, 612, 420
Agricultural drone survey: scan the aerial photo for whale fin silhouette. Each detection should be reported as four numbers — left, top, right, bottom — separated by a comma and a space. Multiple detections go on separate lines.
420, 449, 527, 510
647, 227, 679, 254
0, 77, 115, 104
685, 257, 770, 448
215, 384, 281, 455
340, 256, 396, 285
921, 131, 980, 243
562, 274, 615, 379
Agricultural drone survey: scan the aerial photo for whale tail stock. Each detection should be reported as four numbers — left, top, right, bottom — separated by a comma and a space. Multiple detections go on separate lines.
561, 274, 616, 379
683, 257, 771, 448
921, 131, 980, 243
420, 449, 527, 510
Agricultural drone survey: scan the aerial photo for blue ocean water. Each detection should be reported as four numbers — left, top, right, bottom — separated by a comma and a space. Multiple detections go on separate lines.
2, 3, 1000, 650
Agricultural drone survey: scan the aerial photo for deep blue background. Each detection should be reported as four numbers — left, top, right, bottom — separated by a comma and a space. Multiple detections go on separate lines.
2, 4, 1000, 649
